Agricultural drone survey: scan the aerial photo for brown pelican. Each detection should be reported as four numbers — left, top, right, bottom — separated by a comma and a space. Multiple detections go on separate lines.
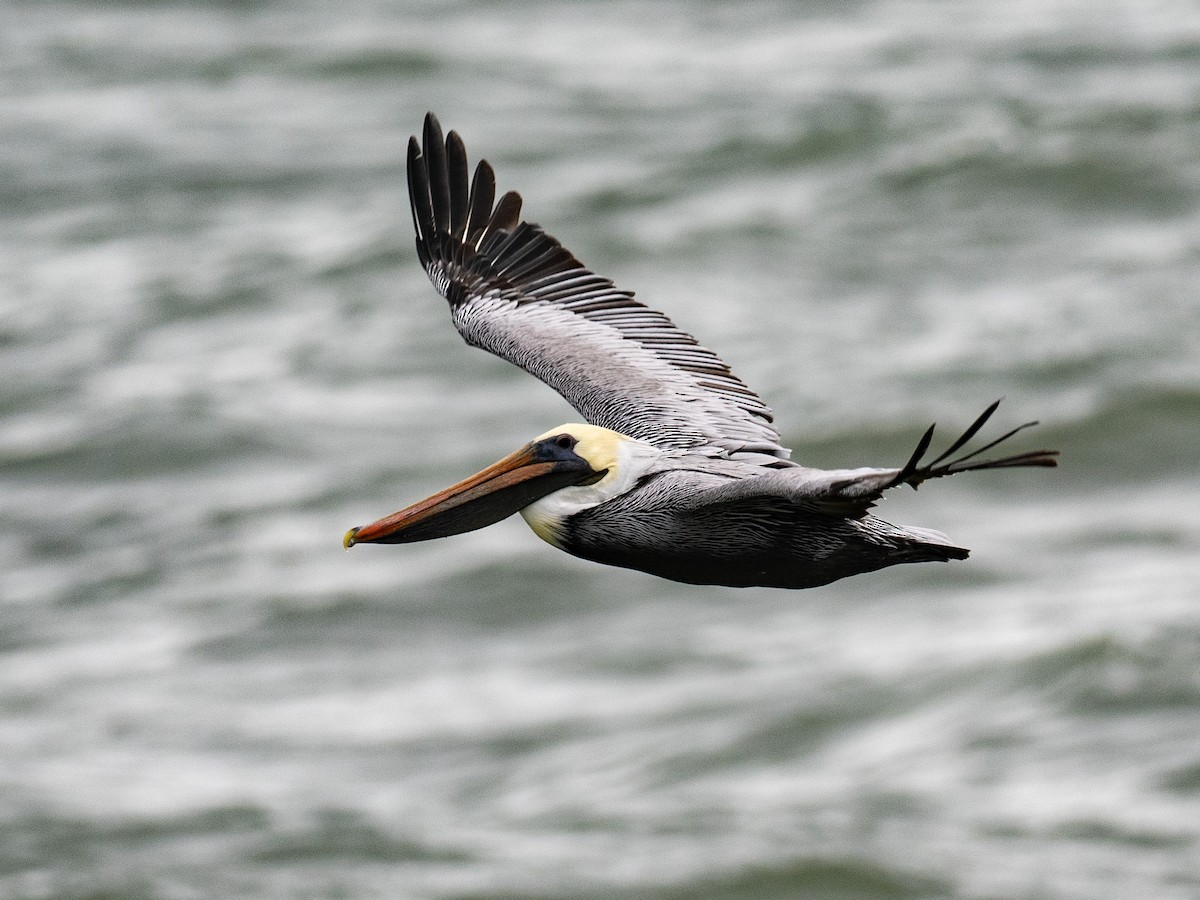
343, 114, 1058, 589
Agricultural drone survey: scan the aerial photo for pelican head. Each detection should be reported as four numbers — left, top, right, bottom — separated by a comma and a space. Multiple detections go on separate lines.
343, 424, 632, 549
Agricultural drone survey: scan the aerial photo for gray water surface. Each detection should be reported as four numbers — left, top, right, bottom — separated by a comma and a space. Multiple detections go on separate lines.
3, 2, 1200, 898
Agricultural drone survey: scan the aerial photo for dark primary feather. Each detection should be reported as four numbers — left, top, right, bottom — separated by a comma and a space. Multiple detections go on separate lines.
407, 113, 790, 463
818, 400, 1060, 518
884, 399, 1059, 491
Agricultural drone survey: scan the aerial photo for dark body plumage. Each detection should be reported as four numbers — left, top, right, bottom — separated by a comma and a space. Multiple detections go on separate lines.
557, 467, 969, 589
344, 114, 1058, 589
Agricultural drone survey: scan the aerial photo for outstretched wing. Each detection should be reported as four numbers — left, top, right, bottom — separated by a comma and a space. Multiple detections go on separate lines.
406, 113, 791, 464
696, 400, 1059, 520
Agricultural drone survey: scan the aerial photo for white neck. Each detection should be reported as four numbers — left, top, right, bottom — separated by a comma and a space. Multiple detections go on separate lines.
520, 439, 662, 548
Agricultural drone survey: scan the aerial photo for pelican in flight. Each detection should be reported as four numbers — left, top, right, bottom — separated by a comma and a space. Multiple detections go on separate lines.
344, 114, 1058, 589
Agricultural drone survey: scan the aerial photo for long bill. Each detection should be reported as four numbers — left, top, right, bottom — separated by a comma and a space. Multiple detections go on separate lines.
344, 442, 595, 548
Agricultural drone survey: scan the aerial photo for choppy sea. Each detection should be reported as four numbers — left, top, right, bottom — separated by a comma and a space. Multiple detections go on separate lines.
3, 1, 1200, 898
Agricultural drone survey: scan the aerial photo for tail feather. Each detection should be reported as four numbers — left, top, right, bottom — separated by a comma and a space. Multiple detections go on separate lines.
895, 524, 970, 561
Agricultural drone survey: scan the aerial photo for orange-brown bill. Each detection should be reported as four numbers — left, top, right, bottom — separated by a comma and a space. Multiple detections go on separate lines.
344, 439, 600, 548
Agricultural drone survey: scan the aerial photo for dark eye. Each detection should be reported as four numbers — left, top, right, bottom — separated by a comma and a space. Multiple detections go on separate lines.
554, 434, 576, 450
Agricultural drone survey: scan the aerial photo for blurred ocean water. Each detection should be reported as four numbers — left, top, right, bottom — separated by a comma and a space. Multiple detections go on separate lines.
2, 1, 1200, 898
